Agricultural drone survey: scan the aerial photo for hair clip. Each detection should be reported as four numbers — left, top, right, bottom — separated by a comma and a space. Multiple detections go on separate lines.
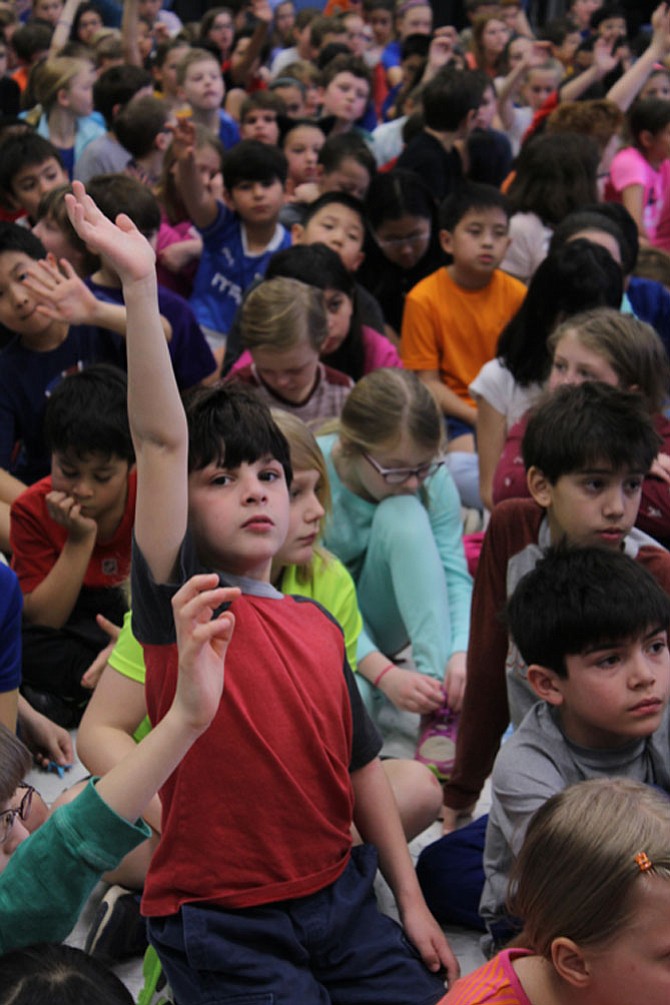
634, 851, 653, 873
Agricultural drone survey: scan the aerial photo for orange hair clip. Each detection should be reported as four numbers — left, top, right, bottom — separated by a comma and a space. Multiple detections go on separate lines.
634, 851, 653, 872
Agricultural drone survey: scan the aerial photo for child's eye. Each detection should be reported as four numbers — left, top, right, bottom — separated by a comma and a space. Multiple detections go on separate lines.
552, 360, 567, 373
211, 474, 232, 486
94, 474, 112, 484
260, 469, 281, 482
596, 654, 620, 669
649, 638, 667, 656
625, 478, 643, 494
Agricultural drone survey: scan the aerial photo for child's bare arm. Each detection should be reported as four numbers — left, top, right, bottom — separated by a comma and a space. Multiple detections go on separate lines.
65, 181, 188, 583
351, 757, 458, 985
95, 576, 239, 822
173, 119, 219, 230
17, 491, 97, 628
417, 369, 477, 425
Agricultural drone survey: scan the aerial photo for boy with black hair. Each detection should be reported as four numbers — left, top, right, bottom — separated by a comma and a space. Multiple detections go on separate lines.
401, 182, 525, 479
10, 364, 135, 726
0, 133, 68, 224
174, 124, 291, 360
74, 63, 153, 183
441, 382, 670, 832
481, 542, 670, 939
83, 173, 217, 388
64, 179, 457, 1004
396, 67, 485, 201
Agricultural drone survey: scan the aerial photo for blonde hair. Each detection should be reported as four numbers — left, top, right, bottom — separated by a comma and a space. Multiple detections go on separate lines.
547, 307, 670, 414
30, 56, 91, 113
336, 368, 443, 456
240, 277, 328, 353
510, 778, 670, 957
271, 409, 332, 583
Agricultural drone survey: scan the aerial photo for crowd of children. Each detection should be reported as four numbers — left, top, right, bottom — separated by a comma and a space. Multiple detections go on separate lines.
4, 0, 670, 1002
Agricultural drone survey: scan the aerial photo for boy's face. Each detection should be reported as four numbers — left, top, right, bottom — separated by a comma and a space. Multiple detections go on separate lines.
187, 457, 290, 579
51, 450, 131, 531
0, 250, 54, 339
538, 627, 670, 749
293, 203, 365, 272
227, 178, 285, 226
283, 124, 325, 184
597, 15, 626, 42
9, 157, 68, 222
528, 463, 644, 549
33, 0, 64, 24
240, 109, 280, 145
273, 84, 305, 118
180, 59, 224, 111
320, 71, 369, 125
440, 206, 510, 288
321, 155, 371, 201
251, 341, 320, 405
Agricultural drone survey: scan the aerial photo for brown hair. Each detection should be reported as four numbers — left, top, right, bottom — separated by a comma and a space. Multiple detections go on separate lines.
510, 778, 670, 957
0, 724, 31, 806
547, 307, 670, 414
546, 98, 624, 154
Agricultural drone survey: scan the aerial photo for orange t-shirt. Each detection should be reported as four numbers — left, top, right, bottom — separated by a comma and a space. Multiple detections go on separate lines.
400, 266, 526, 407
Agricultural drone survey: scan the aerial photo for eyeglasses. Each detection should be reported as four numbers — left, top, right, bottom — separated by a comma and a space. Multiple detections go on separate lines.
363, 452, 443, 484
374, 228, 431, 249
0, 783, 34, 844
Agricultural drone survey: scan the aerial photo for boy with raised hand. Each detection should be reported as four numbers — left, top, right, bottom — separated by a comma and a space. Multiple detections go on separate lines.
0, 574, 239, 953
482, 544, 670, 943
173, 119, 291, 365
441, 382, 670, 833
65, 180, 457, 1003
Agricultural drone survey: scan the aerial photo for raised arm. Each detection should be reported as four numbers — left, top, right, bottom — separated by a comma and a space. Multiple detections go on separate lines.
606, 2, 670, 112
48, 0, 80, 57
121, 0, 143, 67
173, 119, 220, 230
65, 182, 188, 583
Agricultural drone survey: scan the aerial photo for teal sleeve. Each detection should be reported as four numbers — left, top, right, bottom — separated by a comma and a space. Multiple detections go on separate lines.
427, 466, 473, 657
0, 780, 151, 954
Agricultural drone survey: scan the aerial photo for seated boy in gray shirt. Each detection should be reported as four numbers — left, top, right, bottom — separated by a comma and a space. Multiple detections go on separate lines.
482, 545, 670, 943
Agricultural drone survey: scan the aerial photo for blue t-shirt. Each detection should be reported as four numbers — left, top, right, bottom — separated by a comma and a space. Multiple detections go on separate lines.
190, 202, 291, 336
0, 326, 124, 485
218, 109, 240, 150
0, 563, 21, 694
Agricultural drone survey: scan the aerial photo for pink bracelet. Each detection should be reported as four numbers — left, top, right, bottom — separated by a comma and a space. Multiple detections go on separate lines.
373, 663, 394, 688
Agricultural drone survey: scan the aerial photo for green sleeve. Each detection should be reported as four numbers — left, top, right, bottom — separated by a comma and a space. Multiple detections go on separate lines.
108, 610, 152, 742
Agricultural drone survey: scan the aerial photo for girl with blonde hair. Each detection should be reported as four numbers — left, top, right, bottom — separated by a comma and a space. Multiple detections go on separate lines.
318, 368, 472, 780
24, 55, 103, 175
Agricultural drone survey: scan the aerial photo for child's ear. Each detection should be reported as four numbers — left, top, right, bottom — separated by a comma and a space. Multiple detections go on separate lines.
438, 228, 453, 256
350, 248, 365, 271
551, 938, 592, 989
639, 128, 654, 152
222, 188, 236, 212
526, 465, 553, 509
527, 663, 565, 705
291, 221, 305, 244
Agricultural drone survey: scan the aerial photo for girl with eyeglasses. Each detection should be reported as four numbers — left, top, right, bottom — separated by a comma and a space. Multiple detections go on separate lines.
318, 368, 472, 781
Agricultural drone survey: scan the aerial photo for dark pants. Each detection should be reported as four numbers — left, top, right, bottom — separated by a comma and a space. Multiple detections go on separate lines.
149, 844, 445, 1005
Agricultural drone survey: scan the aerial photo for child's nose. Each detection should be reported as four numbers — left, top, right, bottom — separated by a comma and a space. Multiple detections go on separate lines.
603, 488, 625, 516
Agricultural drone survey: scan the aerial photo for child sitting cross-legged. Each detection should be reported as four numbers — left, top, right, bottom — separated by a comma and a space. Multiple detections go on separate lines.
64, 179, 457, 1002
481, 545, 670, 950
439, 776, 670, 1004
10, 365, 135, 728
439, 381, 670, 839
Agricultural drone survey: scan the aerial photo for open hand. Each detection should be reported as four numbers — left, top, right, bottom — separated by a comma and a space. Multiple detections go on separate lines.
65, 180, 156, 286
23, 255, 99, 325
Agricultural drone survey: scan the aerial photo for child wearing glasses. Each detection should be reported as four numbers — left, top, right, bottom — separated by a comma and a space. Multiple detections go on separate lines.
318, 368, 472, 780
0, 573, 238, 954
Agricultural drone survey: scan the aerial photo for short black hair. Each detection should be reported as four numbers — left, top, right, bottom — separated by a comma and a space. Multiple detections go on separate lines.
86, 174, 161, 237
223, 139, 288, 190
184, 382, 292, 484
630, 97, 670, 144
0, 133, 64, 197
45, 365, 134, 464
0, 221, 47, 260
439, 181, 511, 231
93, 64, 152, 130
301, 189, 366, 228
522, 382, 660, 482
422, 67, 485, 133
318, 131, 376, 177
506, 545, 670, 677
0, 943, 134, 1004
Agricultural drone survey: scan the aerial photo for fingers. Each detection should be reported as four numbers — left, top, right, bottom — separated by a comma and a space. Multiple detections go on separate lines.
172, 574, 241, 624
96, 612, 121, 641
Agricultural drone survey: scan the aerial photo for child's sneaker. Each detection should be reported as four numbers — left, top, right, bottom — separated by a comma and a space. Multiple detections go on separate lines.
85, 884, 148, 962
415, 702, 459, 780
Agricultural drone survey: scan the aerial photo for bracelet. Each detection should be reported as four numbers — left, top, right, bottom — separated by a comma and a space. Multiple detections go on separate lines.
373, 663, 394, 688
